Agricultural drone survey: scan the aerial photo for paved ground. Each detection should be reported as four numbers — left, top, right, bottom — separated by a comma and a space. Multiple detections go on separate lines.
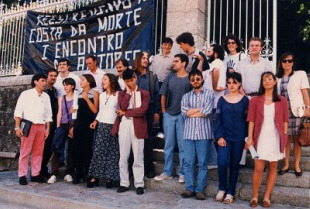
0, 171, 305, 209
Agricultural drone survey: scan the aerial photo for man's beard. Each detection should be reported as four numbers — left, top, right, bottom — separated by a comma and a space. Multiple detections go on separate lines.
208, 54, 215, 63
192, 84, 202, 89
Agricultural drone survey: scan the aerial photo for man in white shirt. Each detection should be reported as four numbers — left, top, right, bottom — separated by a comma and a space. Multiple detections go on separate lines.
54, 58, 80, 98
85, 55, 106, 93
14, 74, 53, 185
115, 58, 129, 90
150, 37, 174, 89
203, 43, 226, 170
235, 37, 273, 96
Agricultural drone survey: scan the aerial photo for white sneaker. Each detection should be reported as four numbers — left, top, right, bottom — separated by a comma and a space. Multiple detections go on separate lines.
178, 175, 185, 183
208, 165, 218, 170
154, 173, 173, 181
64, 174, 73, 182
47, 175, 56, 184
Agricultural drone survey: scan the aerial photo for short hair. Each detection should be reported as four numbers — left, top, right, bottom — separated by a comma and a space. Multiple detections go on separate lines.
58, 58, 70, 66
46, 68, 58, 76
122, 69, 136, 80
276, 51, 295, 78
258, 72, 280, 102
223, 34, 243, 54
104, 73, 121, 94
115, 58, 129, 68
31, 74, 47, 88
249, 37, 263, 47
62, 78, 76, 91
188, 69, 203, 79
162, 37, 173, 45
86, 55, 97, 62
174, 54, 189, 68
82, 74, 96, 89
176, 32, 195, 46
210, 44, 225, 61
226, 72, 242, 89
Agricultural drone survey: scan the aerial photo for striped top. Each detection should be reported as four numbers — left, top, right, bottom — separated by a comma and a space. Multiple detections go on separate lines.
181, 88, 214, 140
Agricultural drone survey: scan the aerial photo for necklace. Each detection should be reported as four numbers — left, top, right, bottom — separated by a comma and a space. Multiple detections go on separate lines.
265, 96, 272, 100
105, 94, 111, 105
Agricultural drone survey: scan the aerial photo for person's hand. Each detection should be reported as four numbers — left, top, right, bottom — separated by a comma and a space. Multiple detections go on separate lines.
44, 129, 49, 140
125, 84, 131, 94
245, 138, 253, 150
154, 113, 160, 123
15, 129, 23, 138
68, 127, 74, 138
82, 92, 89, 101
116, 109, 126, 116
217, 137, 226, 147
89, 120, 98, 129
304, 108, 310, 117
193, 53, 203, 61
70, 107, 77, 113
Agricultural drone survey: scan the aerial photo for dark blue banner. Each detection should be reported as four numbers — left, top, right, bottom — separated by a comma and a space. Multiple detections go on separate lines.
23, 0, 155, 74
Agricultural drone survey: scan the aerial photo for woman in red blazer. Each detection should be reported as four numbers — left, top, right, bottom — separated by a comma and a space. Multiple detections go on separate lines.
246, 72, 289, 208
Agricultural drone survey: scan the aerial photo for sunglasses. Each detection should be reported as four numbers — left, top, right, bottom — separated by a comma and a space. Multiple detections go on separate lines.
190, 78, 201, 82
227, 41, 236, 45
282, 59, 293, 63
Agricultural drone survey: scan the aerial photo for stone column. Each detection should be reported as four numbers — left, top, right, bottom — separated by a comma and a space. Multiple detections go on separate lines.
166, 0, 208, 54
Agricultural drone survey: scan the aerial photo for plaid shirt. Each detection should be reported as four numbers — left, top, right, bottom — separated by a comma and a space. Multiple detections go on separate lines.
181, 88, 214, 140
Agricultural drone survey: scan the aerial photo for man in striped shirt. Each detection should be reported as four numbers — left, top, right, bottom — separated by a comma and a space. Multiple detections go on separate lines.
180, 70, 214, 200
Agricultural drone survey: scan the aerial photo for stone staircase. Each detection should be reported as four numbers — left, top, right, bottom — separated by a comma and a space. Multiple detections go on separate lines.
145, 144, 310, 208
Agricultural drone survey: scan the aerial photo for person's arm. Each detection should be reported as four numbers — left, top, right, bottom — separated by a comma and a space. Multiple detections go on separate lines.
246, 121, 255, 150
56, 97, 62, 128
212, 68, 225, 91
44, 122, 50, 140
301, 88, 310, 117
245, 98, 256, 150
15, 117, 23, 138
161, 95, 166, 113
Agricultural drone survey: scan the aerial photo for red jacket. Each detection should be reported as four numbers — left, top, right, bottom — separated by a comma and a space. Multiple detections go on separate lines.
112, 88, 149, 139
247, 95, 289, 153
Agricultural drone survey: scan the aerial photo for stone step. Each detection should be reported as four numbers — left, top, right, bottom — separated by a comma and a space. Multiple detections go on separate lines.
145, 178, 310, 208
153, 150, 310, 171
153, 162, 310, 189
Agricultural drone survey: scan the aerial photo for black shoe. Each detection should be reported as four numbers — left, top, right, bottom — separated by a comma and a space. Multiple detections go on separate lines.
19, 176, 28, 185
31, 175, 46, 183
294, 170, 303, 177
106, 180, 113, 188
146, 170, 156, 178
117, 186, 129, 193
278, 168, 289, 175
40, 171, 51, 178
73, 173, 84, 184
181, 190, 194, 198
136, 187, 144, 195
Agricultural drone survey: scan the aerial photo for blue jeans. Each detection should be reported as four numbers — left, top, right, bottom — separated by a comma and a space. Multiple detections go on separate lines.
183, 139, 210, 193
208, 109, 218, 166
163, 113, 184, 176
217, 140, 244, 196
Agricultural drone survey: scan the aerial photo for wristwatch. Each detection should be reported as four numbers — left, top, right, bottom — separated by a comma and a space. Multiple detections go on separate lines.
14, 127, 20, 130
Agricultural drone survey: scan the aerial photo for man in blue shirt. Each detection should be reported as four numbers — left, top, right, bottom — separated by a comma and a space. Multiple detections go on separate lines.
180, 69, 214, 200
154, 54, 192, 183
133, 51, 160, 178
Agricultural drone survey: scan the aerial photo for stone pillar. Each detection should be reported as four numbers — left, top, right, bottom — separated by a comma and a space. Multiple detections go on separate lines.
166, 0, 208, 54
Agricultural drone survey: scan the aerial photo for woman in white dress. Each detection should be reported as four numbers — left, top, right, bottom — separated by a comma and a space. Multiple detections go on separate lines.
246, 72, 289, 208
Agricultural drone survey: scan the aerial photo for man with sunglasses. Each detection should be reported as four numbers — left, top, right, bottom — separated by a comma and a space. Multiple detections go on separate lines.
180, 70, 214, 200
235, 37, 273, 96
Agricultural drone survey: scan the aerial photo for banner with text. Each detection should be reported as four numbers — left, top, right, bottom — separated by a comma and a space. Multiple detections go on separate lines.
23, 0, 155, 74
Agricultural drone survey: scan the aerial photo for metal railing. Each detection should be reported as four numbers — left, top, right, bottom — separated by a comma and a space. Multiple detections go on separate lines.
207, 0, 277, 69
0, 0, 104, 76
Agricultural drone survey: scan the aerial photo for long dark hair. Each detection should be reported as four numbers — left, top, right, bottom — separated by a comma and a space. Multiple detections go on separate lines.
103, 73, 121, 95
223, 34, 243, 54
82, 74, 96, 89
258, 72, 280, 102
275, 51, 295, 78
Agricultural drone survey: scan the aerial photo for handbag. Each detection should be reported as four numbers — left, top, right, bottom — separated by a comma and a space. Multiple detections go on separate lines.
297, 117, 310, 147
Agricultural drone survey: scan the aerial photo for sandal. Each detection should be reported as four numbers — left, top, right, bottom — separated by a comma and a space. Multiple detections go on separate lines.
215, 190, 225, 202
250, 197, 258, 208
262, 199, 271, 208
223, 194, 233, 204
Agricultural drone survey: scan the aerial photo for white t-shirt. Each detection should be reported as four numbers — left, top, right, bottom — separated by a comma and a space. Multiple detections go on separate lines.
203, 59, 226, 108
224, 52, 247, 72
54, 72, 81, 98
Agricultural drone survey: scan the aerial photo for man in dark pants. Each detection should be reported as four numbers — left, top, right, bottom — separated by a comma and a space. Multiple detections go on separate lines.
40, 68, 58, 178
132, 51, 160, 178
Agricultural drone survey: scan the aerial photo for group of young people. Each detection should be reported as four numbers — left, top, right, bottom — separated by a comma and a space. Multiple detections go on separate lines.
14, 32, 309, 208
